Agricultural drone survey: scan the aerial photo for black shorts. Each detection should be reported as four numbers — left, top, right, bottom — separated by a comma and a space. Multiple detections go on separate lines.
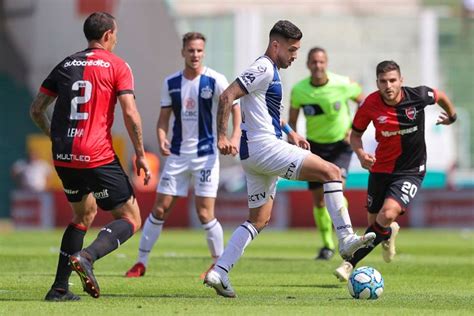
55, 157, 134, 211
308, 139, 353, 189
367, 173, 424, 214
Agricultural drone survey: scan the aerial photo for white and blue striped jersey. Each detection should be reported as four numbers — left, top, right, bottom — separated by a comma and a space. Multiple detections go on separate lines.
161, 67, 230, 156
236, 56, 283, 159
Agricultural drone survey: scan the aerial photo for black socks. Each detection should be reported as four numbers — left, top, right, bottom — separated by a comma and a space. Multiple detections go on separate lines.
84, 219, 134, 262
348, 221, 392, 267
52, 223, 87, 290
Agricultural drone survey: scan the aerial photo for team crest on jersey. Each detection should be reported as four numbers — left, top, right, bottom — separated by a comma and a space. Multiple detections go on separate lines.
377, 116, 388, 124
405, 107, 417, 120
200, 86, 213, 99
185, 98, 196, 110
303, 105, 316, 116
333, 101, 341, 111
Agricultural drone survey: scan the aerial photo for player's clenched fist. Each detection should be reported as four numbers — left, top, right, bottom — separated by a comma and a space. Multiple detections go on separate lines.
357, 152, 376, 170
218, 136, 238, 156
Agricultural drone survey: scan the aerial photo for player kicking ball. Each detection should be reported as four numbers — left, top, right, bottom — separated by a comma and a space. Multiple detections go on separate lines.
334, 60, 457, 281
203, 20, 376, 298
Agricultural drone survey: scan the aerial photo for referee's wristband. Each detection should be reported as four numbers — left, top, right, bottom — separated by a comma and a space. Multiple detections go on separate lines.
282, 123, 294, 135
448, 113, 457, 123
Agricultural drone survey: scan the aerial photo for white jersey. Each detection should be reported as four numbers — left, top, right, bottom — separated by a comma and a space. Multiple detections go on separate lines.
236, 56, 283, 156
161, 67, 229, 156
235, 56, 311, 208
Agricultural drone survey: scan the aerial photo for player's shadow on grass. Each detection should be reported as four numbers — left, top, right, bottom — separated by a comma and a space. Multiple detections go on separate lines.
101, 293, 209, 299
277, 284, 342, 289
0, 294, 210, 301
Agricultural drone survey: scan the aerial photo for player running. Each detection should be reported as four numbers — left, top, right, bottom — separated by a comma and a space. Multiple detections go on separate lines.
334, 60, 458, 281
31, 12, 150, 300
203, 20, 375, 298
289, 47, 364, 260
125, 32, 240, 278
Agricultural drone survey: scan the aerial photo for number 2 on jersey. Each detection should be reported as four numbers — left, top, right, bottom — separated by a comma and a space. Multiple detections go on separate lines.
70, 80, 92, 120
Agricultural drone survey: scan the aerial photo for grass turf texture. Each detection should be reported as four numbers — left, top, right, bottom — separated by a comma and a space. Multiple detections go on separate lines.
0, 228, 473, 315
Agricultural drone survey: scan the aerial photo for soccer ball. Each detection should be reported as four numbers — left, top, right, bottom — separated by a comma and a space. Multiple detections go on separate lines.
348, 266, 384, 299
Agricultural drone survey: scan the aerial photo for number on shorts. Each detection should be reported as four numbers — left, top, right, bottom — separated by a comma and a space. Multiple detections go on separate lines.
401, 181, 417, 198
70, 80, 92, 120
200, 169, 211, 183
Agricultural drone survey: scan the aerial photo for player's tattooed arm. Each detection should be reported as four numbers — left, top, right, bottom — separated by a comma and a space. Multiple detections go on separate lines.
29, 92, 55, 137
119, 94, 145, 157
217, 80, 245, 155
119, 94, 150, 183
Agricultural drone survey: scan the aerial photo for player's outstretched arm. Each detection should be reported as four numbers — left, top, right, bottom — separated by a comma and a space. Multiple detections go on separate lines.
156, 107, 172, 156
217, 80, 245, 155
29, 92, 56, 137
119, 94, 150, 185
435, 91, 457, 125
350, 129, 375, 170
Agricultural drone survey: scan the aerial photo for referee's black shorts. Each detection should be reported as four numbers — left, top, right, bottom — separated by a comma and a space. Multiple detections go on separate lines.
55, 156, 134, 211
308, 139, 353, 189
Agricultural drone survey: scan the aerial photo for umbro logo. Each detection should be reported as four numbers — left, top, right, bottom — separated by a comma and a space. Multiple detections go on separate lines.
377, 116, 388, 124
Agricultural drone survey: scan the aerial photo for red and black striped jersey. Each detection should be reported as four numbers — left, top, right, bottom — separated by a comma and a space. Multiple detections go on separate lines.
40, 48, 134, 168
352, 86, 438, 174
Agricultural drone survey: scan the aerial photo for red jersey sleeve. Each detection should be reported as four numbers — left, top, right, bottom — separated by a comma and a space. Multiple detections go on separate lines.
115, 61, 134, 96
352, 98, 372, 133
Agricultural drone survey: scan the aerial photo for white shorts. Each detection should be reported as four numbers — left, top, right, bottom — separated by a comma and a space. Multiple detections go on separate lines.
157, 154, 219, 197
241, 138, 311, 208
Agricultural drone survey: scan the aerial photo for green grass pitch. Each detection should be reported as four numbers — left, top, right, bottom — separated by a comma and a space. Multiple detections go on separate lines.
0, 228, 473, 315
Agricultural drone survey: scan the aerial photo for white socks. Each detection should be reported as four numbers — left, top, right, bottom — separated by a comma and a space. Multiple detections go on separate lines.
215, 221, 258, 273
323, 181, 354, 240
137, 213, 164, 266
202, 218, 224, 262
137, 215, 224, 267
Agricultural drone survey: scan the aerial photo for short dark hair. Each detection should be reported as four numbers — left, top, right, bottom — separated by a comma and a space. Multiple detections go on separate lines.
182, 32, 206, 48
83, 12, 116, 42
376, 60, 401, 77
307, 46, 326, 62
269, 20, 303, 41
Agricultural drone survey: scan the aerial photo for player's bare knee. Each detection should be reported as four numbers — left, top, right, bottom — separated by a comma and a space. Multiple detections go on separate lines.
322, 163, 341, 182
197, 212, 213, 224
379, 208, 398, 226
152, 205, 166, 220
